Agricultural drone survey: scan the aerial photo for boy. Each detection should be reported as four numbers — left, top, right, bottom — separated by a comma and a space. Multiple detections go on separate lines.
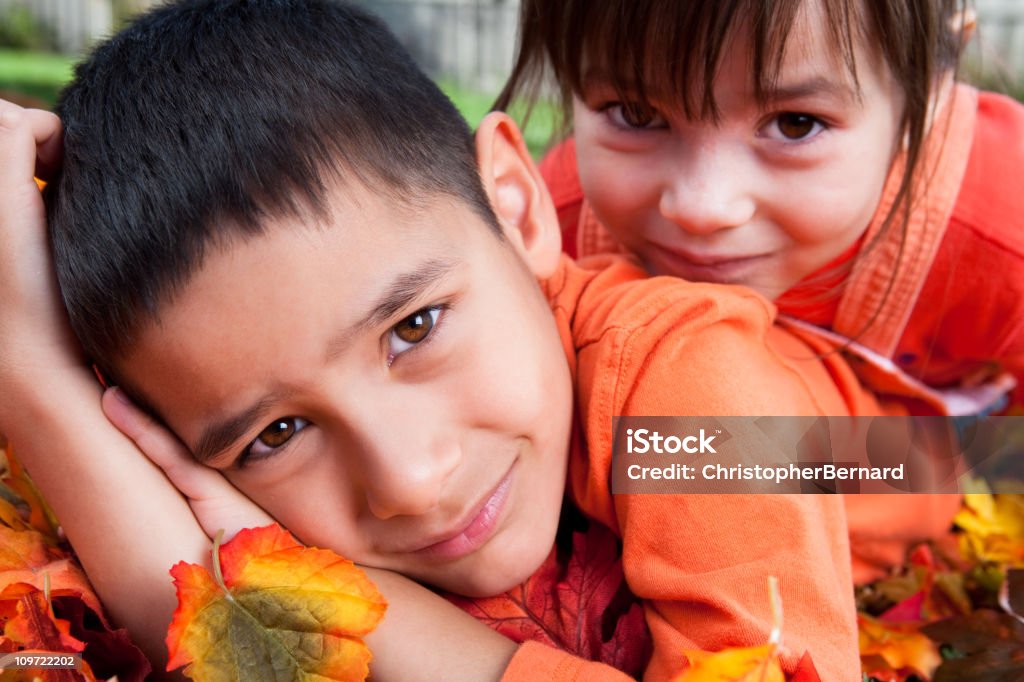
0, 1, 885, 679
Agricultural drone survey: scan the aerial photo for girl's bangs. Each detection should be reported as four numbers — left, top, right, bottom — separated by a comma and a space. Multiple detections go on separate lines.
553, 0, 862, 121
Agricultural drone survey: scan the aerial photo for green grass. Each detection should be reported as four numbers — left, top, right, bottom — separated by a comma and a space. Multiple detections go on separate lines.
0, 49, 75, 106
439, 81, 560, 159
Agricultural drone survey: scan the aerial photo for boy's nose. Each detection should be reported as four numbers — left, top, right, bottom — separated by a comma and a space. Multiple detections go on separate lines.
658, 142, 756, 235
352, 408, 461, 521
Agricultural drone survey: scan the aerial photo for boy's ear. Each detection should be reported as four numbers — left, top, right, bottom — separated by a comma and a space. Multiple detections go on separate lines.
475, 112, 561, 278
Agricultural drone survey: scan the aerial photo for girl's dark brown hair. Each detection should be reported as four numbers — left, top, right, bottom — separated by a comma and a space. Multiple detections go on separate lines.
496, 0, 968, 329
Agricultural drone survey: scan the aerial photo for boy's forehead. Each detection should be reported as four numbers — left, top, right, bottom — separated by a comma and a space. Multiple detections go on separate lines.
115, 186, 528, 426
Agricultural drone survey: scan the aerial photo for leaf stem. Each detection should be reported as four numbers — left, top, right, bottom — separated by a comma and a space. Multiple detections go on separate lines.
212, 529, 234, 601
767, 575, 782, 647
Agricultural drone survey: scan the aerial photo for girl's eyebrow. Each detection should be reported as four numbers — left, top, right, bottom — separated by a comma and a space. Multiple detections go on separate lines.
189, 256, 460, 464
761, 75, 859, 106
581, 68, 646, 95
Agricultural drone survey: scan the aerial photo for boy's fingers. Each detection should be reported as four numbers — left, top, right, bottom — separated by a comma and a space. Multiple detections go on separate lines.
0, 102, 63, 183
102, 387, 227, 501
102, 387, 275, 540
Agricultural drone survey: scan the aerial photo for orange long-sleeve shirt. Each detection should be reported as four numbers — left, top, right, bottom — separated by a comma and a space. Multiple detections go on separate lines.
495, 255, 889, 681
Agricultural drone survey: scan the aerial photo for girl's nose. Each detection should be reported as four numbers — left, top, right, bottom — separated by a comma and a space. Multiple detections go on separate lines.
658, 141, 756, 235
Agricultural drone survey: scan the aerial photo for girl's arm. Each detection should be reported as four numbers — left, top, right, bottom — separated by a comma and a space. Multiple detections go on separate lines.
568, 271, 870, 681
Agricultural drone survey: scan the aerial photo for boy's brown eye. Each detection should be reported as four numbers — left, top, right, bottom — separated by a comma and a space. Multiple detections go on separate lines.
394, 309, 435, 344
387, 306, 443, 363
258, 419, 298, 448
240, 416, 309, 466
777, 113, 817, 139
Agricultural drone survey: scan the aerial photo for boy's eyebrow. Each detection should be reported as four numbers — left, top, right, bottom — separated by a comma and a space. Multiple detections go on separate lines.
193, 393, 290, 465
335, 255, 460, 355
190, 256, 459, 464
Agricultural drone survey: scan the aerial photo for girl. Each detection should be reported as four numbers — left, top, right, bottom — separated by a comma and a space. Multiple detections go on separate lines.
497, 0, 1024, 582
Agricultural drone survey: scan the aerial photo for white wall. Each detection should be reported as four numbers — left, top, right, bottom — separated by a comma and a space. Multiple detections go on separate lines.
974, 0, 1024, 76
0, 0, 113, 55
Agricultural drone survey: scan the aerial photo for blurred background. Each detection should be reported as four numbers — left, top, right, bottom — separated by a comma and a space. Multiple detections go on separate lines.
0, 0, 1022, 157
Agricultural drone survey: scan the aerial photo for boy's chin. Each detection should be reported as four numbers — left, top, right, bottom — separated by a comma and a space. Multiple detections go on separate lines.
451, 531, 558, 598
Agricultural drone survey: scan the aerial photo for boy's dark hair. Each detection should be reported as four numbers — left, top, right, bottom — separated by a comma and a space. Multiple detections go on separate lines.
48, 0, 497, 379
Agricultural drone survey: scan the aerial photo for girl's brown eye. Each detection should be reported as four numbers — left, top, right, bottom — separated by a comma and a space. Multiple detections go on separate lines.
604, 100, 666, 130
394, 309, 435, 344
777, 113, 817, 139
258, 419, 297, 448
621, 102, 656, 128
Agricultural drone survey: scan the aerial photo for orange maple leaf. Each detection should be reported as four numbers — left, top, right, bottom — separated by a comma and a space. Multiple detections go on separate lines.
166, 524, 387, 681
858, 613, 941, 679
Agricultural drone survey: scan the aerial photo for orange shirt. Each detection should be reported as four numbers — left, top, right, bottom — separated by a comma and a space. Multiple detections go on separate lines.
496, 255, 884, 681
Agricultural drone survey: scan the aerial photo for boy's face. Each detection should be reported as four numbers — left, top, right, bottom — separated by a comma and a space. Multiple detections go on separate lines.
116, 169, 573, 597
571, 0, 905, 300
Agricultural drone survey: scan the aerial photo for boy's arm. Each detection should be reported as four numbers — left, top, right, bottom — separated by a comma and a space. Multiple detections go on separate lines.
0, 100, 213, 672
572, 278, 868, 681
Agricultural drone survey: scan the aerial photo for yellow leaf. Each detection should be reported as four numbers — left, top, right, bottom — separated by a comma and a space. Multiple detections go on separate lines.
954, 494, 1024, 566
676, 644, 785, 682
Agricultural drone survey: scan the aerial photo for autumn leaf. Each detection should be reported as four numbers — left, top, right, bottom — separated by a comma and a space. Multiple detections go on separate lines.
445, 508, 650, 678
0, 525, 103, 622
859, 613, 941, 679
166, 524, 386, 681
673, 644, 785, 682
673, 577, 788, 682
922, 609, 1024, 681
0, 446, 149, 682
954, 494, 1024, 567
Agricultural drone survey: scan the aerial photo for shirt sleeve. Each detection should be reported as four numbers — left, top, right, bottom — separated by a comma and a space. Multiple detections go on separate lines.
571, 276, 868, 681
500, 641, 634, 682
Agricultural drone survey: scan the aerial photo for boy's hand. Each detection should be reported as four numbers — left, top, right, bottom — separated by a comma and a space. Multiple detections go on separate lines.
102, 387, 275, 541
0, 99, 82, 415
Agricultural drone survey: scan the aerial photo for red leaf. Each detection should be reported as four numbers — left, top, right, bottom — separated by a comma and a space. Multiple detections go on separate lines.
52, 596, 151, 682
446, 513, 650, 677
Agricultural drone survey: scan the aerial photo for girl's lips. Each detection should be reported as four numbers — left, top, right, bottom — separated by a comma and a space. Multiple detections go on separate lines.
412, 467, 514, 560
649, 245, 772, 283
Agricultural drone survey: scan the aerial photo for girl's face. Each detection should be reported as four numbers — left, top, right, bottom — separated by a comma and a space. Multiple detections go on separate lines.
572, 4, 905, 300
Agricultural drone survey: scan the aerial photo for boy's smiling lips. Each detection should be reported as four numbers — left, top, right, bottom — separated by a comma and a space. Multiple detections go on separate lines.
400, 463, 516, 560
